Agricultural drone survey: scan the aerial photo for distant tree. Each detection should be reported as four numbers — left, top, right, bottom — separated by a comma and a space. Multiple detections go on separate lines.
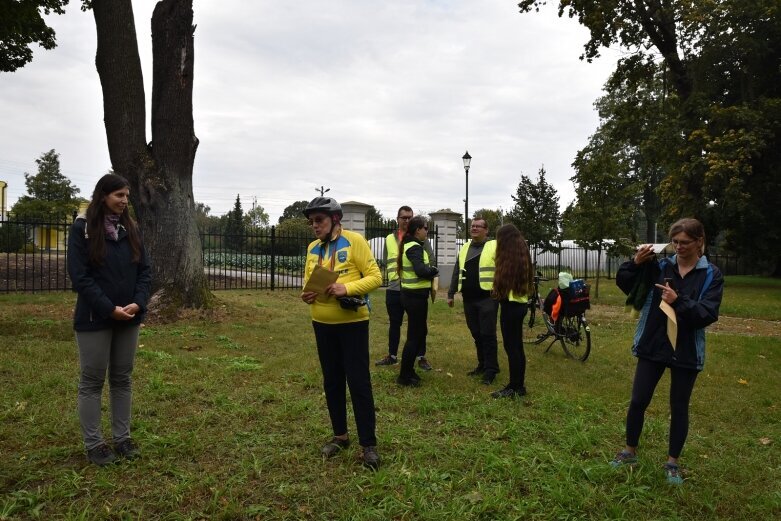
278, 200, 310, 224
11, 150, 82, 221
508, 166, 561, 255
472, 208, 504, 237
244, 202, 269, 229
366, 205, 383, 222
276, 217, 312, 256
0, 0, 68, 72
194, 202, 223, 234
224, 195, 246, 250
565, 132, 638, 296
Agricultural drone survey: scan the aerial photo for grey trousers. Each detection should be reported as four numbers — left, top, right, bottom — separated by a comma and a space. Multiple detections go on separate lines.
75, 324, 140, 450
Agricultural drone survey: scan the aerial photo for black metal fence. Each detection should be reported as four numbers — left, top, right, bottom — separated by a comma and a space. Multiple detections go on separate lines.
0, 217, 759, 293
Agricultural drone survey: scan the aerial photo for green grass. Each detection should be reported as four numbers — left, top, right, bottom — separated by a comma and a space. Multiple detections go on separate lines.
1, 277, 780, 520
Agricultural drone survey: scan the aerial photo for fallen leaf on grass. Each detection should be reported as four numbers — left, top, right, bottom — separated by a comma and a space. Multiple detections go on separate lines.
759, 437, 772, 446
464, 491, 483, 504
446, 372, 453, 377
738, 378, 748, 385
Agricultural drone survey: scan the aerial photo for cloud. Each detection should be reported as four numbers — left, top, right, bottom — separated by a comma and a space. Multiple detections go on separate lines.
0, 0, 618, 222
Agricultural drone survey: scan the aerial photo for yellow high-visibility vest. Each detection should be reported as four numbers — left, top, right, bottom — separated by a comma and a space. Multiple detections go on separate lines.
456, 240, 496, 292
385, 232, 400, 281
401, 241, 431, 290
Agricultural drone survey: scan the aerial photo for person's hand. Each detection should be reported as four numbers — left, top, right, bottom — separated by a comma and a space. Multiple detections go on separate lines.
122, 303, 140, 316
110, 306, 135, 320
633, 244, 655, 265
301, 291, 318, 304
447, 298, 454, 308
429, 266, 439, 277
654, 282, 678, 304
326, 283, 347, 298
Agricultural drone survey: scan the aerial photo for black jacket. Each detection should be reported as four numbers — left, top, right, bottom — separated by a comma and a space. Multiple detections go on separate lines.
67, 217, 152, 331
616, 255, 723, 370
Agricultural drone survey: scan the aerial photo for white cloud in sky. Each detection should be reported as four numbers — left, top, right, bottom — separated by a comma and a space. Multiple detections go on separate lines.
0, 0, 619, 221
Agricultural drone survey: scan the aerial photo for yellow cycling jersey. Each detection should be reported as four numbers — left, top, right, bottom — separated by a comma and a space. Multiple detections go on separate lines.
303, 229, 382, 324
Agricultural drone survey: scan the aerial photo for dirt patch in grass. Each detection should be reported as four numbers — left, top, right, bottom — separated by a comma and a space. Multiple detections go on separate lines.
592, 303, 781, 338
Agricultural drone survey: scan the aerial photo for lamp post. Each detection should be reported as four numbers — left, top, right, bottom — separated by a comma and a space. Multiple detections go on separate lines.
316, 186, 330, 197
462, 151, 471, 239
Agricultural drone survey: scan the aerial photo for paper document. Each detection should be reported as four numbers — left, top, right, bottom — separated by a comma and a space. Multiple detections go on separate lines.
303, 264, 339, 301
659, 300, 678, 349
431, 276, 439, 303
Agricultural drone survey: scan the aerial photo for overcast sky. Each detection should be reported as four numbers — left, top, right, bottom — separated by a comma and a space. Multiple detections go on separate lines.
0, 1, 619, 222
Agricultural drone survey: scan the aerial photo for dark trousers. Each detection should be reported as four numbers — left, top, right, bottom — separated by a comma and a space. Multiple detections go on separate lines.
464, 296, 499, 375
626, 357, 699, 458
399, 292, 429, 379
313, 320, 377, 447
385, 289, 404, 357
499, 300, 527, 390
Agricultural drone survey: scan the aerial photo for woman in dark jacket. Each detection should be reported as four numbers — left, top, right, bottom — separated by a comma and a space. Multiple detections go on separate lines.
67, 174, 152, 466
396, 216, 438, 386
610, 218, 723, 485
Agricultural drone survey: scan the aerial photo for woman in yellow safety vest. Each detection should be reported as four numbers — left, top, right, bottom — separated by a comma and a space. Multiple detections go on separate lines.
396, 216, 438, 386
491, 223, 533, 398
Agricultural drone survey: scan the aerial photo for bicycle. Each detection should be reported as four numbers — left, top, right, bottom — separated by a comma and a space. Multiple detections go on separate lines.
526, 271, 546, 329
528, 272, 592, 362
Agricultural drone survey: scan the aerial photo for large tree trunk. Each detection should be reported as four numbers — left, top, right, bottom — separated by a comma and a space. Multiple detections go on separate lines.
92, 0, 212, 315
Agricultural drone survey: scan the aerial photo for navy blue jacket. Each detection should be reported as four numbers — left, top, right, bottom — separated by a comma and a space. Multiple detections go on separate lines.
67, 217, 152, 332
617, 255, 723, 371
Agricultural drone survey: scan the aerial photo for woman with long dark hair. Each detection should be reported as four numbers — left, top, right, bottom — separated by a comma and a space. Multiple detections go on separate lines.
67, 174, 152, 466
396, 216, 438, 386
491, 223, 533, 398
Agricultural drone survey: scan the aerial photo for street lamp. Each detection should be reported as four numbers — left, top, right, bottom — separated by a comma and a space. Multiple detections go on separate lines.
316, 186, 330, 197
462, 151, 471, 239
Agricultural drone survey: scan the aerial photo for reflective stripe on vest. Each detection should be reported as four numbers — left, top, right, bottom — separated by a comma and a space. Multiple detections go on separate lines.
401, 242, 431, 289
457, 240, 496, 292
385, 233, 400, 281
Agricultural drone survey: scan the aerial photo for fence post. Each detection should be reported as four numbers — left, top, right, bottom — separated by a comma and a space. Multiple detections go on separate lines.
270, 225, 276, 291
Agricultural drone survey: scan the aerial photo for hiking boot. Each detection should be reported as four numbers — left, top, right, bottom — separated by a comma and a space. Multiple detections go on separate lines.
664, 463, 684, 485
375, 355, 398, 366
466, 366, 485, 376
362, 446, 380, 470
87, 443, 117, 466
114, 438, 140, 460
491, 387, 526, 399
417, 357, 433, 371
609, 450, 638, 468
321, 437, 350, 458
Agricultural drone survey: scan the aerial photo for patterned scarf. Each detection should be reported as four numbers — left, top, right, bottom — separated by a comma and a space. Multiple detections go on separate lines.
104, 214, 120, 241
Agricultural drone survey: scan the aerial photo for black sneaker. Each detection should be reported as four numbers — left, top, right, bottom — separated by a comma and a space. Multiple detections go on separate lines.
362, 446, 380, 470
321, 437, 350, 458
396, 375, 421, 387
417, 357, 433, 371
480, 372, 496, 385
114, 438, 140, 459
375, 355, 398, 366
87, 443, 117, 466
466, 366, 485, 376
491, 387, 527, 399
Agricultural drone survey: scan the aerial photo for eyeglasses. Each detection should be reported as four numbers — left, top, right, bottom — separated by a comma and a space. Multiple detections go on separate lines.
471, 224, 486, 229
671, 238, 696, 246
398, 216, 412, 221
307, 216, 327, 225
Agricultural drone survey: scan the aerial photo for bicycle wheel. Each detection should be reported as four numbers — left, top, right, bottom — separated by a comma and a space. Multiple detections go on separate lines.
561, 315, 591, 362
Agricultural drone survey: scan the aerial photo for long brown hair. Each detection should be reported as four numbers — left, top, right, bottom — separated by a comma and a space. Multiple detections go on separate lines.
492, 223, 532, 300
85, 174, 142, 266
396, 216, 428, 276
